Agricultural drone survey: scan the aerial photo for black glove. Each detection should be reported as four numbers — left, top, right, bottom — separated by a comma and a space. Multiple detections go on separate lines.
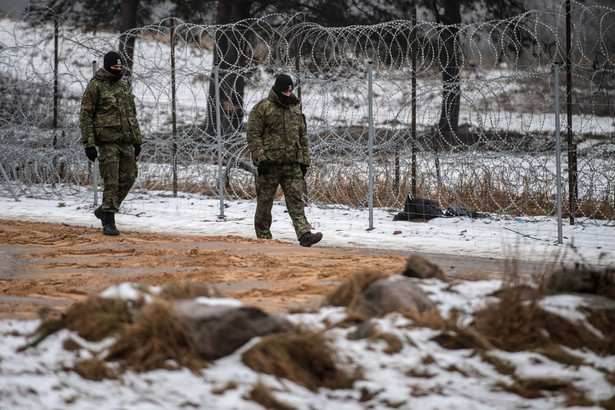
257, 161, 270, 176
134, 144, 141, 158
300, 163, 308, 178
84, 147, 98, 162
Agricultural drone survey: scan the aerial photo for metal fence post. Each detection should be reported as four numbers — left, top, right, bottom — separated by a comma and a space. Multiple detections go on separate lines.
171, 15, 178, 197
554, 62, 563, 245
367, 60, 374, 230
215, 65, 225, 217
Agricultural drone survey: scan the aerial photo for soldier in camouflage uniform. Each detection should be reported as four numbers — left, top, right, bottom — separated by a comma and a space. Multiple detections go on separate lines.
80, 51, 142, 236
246, 74, 323, 247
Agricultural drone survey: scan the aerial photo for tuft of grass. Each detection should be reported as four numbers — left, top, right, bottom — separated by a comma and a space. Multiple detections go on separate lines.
107, 301, 205, 372
406, 368, 436, 379
533, 346, 585, 367
584, 308, 615, 353
472, 259, 615, 358
246, 381, 297, 410
600, 395, 615, 409
474, 284, 615, 356
71, 358, 118, 381
242, 332, 355, 392
377, 332, 403, 355
211, 381, 238, 395
158, 282, 225, 300
61, 296, 135, 342
480, 353, 516, 376
323, 270, 387, 309
403, 305, 446, 330
499, 377, 590, 404
430, 327, 492, 351
62, 338, 81, 352
20, 296, 133, 351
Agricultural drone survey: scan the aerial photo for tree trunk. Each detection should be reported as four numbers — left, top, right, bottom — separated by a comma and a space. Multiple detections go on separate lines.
119, 0, 138, 80
204, 0, 252, 137
435, 0, 461, 146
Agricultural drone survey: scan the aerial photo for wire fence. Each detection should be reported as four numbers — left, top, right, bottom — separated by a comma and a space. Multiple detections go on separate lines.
1, 0, 614, 224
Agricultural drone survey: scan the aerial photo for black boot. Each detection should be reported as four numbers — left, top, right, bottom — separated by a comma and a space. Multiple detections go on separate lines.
94, 205, 103, 227
101, 212, 120, 236
299, 231, 323, 247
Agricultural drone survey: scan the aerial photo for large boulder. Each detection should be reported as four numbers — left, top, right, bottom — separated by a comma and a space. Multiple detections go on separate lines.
353, 275, 435, 317
173, 298, 294, 360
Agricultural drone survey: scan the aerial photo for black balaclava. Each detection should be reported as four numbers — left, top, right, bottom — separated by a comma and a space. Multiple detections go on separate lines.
103, 51, 123, 79
272, 74, 294, 105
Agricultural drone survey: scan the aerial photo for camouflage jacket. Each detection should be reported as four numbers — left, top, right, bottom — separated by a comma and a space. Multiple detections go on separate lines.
80, 68, 143, 148
246, 88, 310, 167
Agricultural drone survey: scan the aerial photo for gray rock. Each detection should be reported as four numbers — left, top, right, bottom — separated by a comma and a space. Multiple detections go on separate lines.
353, 276, 435, 317
546, 265, 615, 299
173, 298, 294, 360
402, 254, 447, 281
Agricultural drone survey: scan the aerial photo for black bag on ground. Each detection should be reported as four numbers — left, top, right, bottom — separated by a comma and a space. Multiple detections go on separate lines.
393, 195, 444, 221
445, 203, 491, 219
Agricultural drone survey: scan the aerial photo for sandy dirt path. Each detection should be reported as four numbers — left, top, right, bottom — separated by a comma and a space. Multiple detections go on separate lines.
0, 219, 524, 320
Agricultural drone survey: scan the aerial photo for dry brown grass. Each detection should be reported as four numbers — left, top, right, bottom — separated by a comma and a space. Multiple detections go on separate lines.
246, 381, 297, 410
468, 258, 615, 361
309, 169, 615, 219
158, 281, 225, 300
20, 285, 217, 375
138, 155, 615, 219
61, 296, 136, 342
480, 353, 517, 376
211, 381, 238, 395
323, 270, 388, 310
403, 305, 447, 331
430, 327, 493, 351
20, 296, 134, 351
242, 332, 356, 392
498, 377, 591, 404
377, 332, 404, 355
472, 283, 615, 356
106, 301, 205, 372
71, 358, 118, 381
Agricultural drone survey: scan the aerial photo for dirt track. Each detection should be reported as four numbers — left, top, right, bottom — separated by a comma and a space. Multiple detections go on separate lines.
0, 219, 521, 320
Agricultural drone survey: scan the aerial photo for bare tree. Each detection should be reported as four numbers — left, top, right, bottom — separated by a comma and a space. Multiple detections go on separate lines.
203, 0, 253, 137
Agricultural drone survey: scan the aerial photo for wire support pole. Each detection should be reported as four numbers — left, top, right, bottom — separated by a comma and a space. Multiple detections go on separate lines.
171, 16, 178, 197
367, 60, 374, 230
214, 65, 225, 217
411, 7, 417, 198
554, 62, 563, 245
566, 0, 577, 225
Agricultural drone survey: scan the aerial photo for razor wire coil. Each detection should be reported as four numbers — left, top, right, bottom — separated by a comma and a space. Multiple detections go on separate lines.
0, 0, 614, 224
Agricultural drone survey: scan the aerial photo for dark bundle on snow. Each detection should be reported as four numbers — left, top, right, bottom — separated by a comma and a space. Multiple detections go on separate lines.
393, 195, 490, 221
392, 195, 444, 221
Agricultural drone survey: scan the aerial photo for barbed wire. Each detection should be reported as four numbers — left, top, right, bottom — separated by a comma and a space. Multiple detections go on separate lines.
0, 0, 614, 225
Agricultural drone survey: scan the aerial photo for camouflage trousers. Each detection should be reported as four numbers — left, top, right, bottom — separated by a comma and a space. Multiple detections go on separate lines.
98, 143, 138, 213
254, 163, 310, 240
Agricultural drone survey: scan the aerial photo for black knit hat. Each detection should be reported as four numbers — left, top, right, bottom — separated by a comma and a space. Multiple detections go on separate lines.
273, 74, 293, 92
103, 51, 122, 70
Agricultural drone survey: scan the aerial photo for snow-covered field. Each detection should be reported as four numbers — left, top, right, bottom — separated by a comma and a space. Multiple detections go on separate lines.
2, 189, 613, 265
1, 271, 614, 409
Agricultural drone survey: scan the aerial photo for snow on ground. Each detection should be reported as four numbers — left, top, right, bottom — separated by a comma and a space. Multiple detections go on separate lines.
1, 275, 613, 409
1, 189, 613, 265
0, 190, 613, 409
